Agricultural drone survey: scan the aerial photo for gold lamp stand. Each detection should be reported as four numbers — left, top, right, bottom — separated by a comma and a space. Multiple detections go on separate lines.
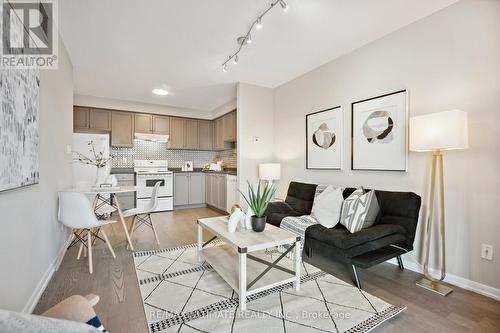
416, 150, 453, 296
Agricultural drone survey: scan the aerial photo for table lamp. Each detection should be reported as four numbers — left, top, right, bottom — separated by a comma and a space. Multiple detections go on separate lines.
410, 109, 468, 296
259, 163, 281, 187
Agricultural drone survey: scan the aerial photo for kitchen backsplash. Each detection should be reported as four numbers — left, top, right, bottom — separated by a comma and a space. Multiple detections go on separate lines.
111, 140, 237, 169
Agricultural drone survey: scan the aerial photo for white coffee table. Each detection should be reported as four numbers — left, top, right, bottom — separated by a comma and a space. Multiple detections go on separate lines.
197, 216, 301, 311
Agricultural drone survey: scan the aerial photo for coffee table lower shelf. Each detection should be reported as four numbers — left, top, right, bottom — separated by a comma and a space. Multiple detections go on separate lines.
202, 244, 298, 309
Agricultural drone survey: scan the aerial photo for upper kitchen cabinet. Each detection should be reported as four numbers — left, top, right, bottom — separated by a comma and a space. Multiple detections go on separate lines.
111, 111, 135, 147
213, 117, 224, 150
153, 115, 170, 135
185, 119, 199, 149
222, 111, 237, 142
73, 106, 89, 131
134, 113, 153, 133
198, 120, 213, 150
74, 106, 111, 132
169, 117, 185, 149
89, 108, 111, 131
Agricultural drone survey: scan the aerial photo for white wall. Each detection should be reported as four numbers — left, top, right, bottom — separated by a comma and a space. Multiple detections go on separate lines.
237, 83, 274, 206
74, 94, 213, 120
273, 0, 500, 290
0, 36, 74, 312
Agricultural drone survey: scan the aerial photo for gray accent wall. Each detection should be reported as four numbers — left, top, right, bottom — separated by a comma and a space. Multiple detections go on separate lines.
273, 1, 500, 291
0, 35, 74, 312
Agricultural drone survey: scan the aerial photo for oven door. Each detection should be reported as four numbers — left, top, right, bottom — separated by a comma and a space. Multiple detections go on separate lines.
136, 174, 172, 198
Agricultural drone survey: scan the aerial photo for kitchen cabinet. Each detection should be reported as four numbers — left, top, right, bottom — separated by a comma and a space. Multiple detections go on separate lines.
169, 117, 185, 149
185, 119, 199, 149
89, 108, 111, 131
153, 115, 170, 135
213, 117, 224, 150
135, 113, 153, 133
73, 106, 89, 130
198, 120, 213, 150
222, 111, 237, 142
226, 174, 238, 213
205, 173, 226, 211
174, 173, 190, 206
174, 173, 205, 206
111, 111, 135, 147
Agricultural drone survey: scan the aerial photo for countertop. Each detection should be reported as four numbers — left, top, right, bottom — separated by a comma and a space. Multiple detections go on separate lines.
110, 167, 237, 176
170, 168, 237, 176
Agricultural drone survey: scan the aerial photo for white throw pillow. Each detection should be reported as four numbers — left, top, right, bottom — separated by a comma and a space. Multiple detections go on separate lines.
340, 189, 380, 233
311, 185, 344, 228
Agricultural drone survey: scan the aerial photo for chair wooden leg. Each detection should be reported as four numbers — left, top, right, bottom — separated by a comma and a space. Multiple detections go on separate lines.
149, 214, 160, 245
77, 233, 84, 260
100, 228, 116, 259
127, 216, 137, 250
88, 229, 93, 274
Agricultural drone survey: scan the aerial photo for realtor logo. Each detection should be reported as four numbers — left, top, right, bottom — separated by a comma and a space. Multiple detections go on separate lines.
1, 0, 58, 69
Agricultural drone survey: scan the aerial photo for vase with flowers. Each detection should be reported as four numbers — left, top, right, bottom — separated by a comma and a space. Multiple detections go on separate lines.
73, 140, 113, 187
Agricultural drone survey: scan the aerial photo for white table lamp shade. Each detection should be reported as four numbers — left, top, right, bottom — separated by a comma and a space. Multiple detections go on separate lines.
259, 163, 281, 181
410, 110, 468, 152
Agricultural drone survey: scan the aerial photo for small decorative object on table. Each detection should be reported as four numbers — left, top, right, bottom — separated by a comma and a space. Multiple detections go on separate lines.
73, 140, 113, 187
227, 206, 245, 233
239, 181, 276, 232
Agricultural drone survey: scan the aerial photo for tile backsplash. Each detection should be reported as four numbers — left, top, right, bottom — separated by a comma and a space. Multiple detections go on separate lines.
111, 140, 236, 169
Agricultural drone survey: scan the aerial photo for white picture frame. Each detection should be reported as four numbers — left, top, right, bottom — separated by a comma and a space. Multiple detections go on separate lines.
351, 90, 408, 171
306, 106, 343, 170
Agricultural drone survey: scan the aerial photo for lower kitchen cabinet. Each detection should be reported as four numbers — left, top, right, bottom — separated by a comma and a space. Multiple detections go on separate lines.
174, 173, 205, 206
205, 173, 227, 212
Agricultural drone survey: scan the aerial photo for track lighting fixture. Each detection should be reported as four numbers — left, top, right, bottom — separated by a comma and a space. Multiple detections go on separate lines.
256, 18, 263, 29
279, 0, 289, 12
221, 0, 289, 72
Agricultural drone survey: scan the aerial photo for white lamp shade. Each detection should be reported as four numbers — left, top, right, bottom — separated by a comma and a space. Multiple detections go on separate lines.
259, 163, 281, 181
410, 110, 468, 152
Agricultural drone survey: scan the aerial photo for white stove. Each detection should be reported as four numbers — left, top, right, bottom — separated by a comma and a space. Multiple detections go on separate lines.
134, 160, 173, 212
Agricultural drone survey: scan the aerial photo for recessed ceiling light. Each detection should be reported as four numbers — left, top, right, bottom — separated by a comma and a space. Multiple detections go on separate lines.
152, 88, 168, 96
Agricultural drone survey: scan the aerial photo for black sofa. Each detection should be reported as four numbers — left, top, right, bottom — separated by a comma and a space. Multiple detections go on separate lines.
265, 182, 421, 288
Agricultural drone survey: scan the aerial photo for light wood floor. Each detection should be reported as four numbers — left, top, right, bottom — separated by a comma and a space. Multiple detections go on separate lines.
35, 208, 500, 332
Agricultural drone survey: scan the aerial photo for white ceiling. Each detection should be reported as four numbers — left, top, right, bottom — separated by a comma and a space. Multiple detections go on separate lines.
59, 0, 457, 112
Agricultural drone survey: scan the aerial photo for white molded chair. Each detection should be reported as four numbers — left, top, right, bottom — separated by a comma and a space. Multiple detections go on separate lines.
58, 191, 117, 274
123, 182, 161, 245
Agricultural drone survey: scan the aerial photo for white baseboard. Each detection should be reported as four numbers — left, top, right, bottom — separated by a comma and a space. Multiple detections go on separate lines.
387, 257, 500, 301
22, 233, 73, 313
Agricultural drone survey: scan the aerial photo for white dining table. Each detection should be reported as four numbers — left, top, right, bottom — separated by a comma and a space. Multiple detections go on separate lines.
65, 186, 138, 251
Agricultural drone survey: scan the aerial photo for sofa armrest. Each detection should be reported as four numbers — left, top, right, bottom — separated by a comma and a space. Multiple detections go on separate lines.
265, 201, 297, 216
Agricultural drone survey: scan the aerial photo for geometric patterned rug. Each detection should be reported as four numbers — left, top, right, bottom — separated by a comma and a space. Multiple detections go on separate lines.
133, 243, 405, 333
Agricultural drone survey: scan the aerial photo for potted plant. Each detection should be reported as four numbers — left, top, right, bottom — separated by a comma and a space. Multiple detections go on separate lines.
239, 181, 276, 232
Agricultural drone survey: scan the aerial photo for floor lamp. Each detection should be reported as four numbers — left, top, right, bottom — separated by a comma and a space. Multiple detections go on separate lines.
410, 110, 468, 296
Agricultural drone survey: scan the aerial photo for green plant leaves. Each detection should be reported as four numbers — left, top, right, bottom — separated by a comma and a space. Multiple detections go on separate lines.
238, 181, 276, 218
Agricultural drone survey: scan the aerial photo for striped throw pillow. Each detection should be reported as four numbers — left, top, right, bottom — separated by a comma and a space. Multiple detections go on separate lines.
340, 188, 379, 233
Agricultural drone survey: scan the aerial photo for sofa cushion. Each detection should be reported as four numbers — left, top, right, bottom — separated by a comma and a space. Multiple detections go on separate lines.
340, 189, 379, 233
306, 223, 406, 249
285, 182, 318, 215
311, 186, 343, 228
267, 212, 300, 227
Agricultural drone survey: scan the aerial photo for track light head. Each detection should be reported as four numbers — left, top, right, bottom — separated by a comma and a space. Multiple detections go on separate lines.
222, 64, 228, 72
246, 34, 252, 44
256, 18, 263, 29
233, 55, 239, 64
279, 0, 289, 12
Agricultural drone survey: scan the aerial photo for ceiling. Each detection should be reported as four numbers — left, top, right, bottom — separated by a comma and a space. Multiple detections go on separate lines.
59, 0, 457, 112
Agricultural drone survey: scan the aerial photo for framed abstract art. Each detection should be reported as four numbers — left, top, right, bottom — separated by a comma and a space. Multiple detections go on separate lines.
351, 90, 408, 171
306, 106, 343, 170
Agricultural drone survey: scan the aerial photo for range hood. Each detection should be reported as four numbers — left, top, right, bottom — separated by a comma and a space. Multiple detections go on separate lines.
134, 133, 169, 142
